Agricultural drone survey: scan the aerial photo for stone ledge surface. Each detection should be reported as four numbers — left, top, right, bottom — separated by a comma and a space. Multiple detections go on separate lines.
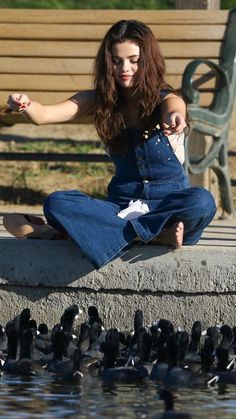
0, 217, 235, 330
0, 239, 235, 293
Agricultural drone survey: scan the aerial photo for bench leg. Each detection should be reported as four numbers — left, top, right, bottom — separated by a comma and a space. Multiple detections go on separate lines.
185, 127, 235, 216
212, 131, 235, 216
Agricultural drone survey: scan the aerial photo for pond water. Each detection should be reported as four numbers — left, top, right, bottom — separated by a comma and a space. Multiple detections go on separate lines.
1, 375, 236, 419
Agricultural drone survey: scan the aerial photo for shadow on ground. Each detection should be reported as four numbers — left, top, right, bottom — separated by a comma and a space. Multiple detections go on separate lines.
0, 186, 47, 205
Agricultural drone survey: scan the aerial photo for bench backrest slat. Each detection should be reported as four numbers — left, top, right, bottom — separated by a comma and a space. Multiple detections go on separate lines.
0, 9, 229, 24
0, 57, 218, 75
0, 23, 226, 41
0, 9, 232, 113
0, 40, 222, 58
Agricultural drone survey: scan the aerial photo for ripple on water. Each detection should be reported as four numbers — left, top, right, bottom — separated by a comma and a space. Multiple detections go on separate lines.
1, 376, 236, 418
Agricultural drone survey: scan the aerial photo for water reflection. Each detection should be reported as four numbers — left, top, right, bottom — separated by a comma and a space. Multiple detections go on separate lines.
1, 375, 236, 418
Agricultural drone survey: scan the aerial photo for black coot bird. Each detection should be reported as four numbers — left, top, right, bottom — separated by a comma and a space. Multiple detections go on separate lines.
158, 388, 192, 418
60, 304, 81, 358
87, 306, 103, 326
60, 348, 84, 384
4, 325, 37, 376
0, 324, 7, 353
99, 340, 149, 384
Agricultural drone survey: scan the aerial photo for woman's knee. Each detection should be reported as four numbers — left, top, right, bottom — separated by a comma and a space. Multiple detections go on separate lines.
43, 191, 65, 215
43, 190, 85, 215
188, 187, 216, 216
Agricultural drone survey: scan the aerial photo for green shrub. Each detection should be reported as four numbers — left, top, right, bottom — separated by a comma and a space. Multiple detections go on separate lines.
0, 0, 235, 8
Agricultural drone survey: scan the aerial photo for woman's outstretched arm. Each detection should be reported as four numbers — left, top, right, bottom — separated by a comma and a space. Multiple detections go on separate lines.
160, 93, 187, 135
7, 90, 95, 125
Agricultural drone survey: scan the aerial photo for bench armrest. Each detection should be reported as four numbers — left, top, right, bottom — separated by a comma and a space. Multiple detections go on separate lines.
181, 58, 233, 131
182, 58, 230, 110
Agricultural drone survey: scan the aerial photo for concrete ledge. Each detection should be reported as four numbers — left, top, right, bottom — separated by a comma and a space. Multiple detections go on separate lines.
0, 217, 235, 331
0, 239, 235, 293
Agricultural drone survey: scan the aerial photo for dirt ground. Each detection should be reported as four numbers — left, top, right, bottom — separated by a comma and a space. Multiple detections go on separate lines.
0, 117, 235, 216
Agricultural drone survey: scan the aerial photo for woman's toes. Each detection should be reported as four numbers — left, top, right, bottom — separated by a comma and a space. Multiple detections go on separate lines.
175, 221, 184, 247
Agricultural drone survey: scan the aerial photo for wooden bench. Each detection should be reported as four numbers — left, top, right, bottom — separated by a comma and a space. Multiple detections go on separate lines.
0, 8, 235, 214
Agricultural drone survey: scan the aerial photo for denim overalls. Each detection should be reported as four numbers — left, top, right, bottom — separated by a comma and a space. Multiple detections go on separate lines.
43, 128, 216, 269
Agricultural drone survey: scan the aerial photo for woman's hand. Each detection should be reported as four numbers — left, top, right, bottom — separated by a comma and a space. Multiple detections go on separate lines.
7, 93, 31, 112
162, 112, 187, 135
6, 93, 79, 125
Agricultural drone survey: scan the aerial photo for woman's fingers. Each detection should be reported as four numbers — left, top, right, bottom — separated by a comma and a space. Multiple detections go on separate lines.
7, 93, 31, 112
162, 112, 186, 135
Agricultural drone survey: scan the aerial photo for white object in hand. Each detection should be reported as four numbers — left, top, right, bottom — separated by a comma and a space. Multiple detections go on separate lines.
117, 199, 150, 220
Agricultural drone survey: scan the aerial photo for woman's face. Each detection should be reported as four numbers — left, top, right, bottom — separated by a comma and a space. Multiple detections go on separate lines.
111, 40, 140, 88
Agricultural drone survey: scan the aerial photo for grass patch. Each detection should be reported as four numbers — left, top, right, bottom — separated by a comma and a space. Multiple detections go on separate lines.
0, 138, 114, 206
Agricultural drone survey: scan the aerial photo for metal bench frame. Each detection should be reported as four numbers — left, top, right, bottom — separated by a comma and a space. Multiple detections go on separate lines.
182, 8, 236, 215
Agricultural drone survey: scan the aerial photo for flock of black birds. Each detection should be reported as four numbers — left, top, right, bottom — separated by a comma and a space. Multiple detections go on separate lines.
1, 305, 236, 417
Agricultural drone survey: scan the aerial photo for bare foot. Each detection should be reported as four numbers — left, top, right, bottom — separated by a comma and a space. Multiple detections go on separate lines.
152, 221, 184, 248
3, 213, 61, 239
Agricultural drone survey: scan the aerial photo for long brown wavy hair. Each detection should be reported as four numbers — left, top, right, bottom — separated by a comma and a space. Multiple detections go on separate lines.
94, 19, 171, 151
